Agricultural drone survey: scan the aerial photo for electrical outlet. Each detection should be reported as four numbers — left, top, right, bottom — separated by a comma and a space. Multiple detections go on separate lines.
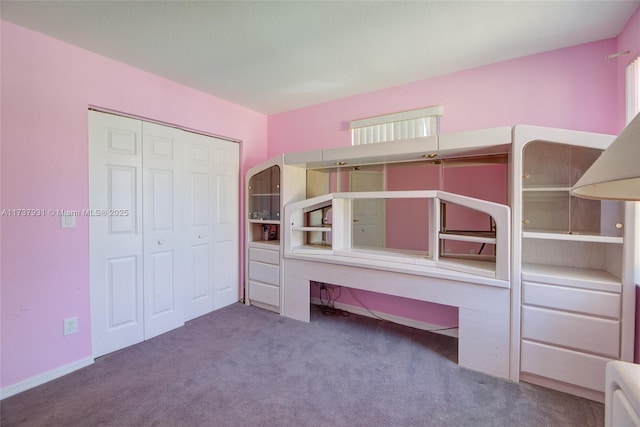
63, 317, 78, 336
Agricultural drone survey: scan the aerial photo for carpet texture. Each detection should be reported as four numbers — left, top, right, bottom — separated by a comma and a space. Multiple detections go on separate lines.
1, 303, 603, 426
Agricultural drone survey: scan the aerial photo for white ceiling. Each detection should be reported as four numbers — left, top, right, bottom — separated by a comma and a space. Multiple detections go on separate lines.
2, 1, 639, 114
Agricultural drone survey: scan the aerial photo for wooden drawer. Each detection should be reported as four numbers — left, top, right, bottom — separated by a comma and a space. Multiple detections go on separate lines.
249, 247, 280, 265
249, 281, 279, 307
521, 340, 611, 392
522, 306, 619, 358
523, 281, 620, 319
248, 261, 279, 286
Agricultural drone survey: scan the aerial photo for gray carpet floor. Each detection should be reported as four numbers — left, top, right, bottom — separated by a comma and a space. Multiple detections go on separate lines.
1, 303, 603, 426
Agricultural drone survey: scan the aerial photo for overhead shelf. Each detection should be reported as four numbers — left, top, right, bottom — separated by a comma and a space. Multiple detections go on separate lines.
284, 190, 510, 281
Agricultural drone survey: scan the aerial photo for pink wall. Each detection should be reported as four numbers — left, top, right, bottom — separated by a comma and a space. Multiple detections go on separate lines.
269, 39, 620, 158
269, 38, 621, 331
0, 21, 267, 389
3, 5, 639, 393
385, 163, 507, 253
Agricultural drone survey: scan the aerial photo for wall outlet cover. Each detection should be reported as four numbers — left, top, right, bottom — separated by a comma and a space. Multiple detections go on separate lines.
63, 317, 78, 336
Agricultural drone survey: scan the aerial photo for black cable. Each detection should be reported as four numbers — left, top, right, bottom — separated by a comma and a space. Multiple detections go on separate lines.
314, 282, 350, 317
313, 282, 459, 333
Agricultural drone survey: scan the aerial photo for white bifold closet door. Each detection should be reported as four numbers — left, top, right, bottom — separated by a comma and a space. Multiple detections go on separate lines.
183, 131, 240, 319
89, 111, 239, 358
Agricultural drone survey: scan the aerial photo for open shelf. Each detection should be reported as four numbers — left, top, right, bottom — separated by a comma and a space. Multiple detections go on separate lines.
248, 219, 281, 225
439, 231, 496, 244
291, 226, 332, 232
522, 186, 571, 192
249, 239, 280, 248
522, 263, 622, 293
285, 190, 510, 281
523, 231, 623, 244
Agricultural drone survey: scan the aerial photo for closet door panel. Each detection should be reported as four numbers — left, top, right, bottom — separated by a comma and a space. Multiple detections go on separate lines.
212, 141, 240, 309
91, 112, 240, 355
149, 250, 176, 314
184, 134, 215, 320
109, 167, 138, 234
142, 122, 185, 339
89, 111, 144, 358
107, 255, 139, 327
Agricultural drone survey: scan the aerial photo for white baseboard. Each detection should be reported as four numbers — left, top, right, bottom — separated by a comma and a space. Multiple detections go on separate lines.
310, 297, 459, 338
1, 356, 94, 400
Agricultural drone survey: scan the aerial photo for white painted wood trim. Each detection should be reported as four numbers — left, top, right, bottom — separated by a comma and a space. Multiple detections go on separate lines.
1, 356, 94, 399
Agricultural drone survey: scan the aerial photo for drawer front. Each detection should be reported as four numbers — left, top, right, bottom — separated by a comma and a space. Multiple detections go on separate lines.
249, 247, 280, 265
523, 281, 620, 319
248, 261, 279, 286
522, 306, 619, 358
521, 340, 610, 392
249, 281, 279, 307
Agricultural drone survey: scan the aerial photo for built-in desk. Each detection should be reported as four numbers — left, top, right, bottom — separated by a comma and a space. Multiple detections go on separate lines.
282, 190, 514, 380
282, 255, 512, 379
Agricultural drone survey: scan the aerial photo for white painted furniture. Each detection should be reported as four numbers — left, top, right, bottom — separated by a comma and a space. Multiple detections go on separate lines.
245, 157, 306, 313
246, 124, 636, 394
512, 126, 637, 402
285, 190, 510, 280
605, 361, 640, 427
283, 190, 512, 379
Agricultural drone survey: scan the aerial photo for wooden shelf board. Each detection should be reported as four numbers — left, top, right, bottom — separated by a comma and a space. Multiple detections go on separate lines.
522, 263, 622, 293
248, 219, 281, 225
439, 231, 496, 244
523, 186, 571, 192
292, 226, 332, 232
523, 231, 623, 244
249, 240, 280, 248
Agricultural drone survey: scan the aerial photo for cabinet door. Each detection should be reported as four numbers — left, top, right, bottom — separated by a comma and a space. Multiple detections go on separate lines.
248, 165, 280, 221
522, 141, 623, 236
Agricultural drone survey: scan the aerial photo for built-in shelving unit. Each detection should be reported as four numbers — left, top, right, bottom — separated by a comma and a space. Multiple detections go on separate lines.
245, 158, 306, 313
285, 190, 510, 281
245, 123, 636, 396
512, 125, 636, 402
